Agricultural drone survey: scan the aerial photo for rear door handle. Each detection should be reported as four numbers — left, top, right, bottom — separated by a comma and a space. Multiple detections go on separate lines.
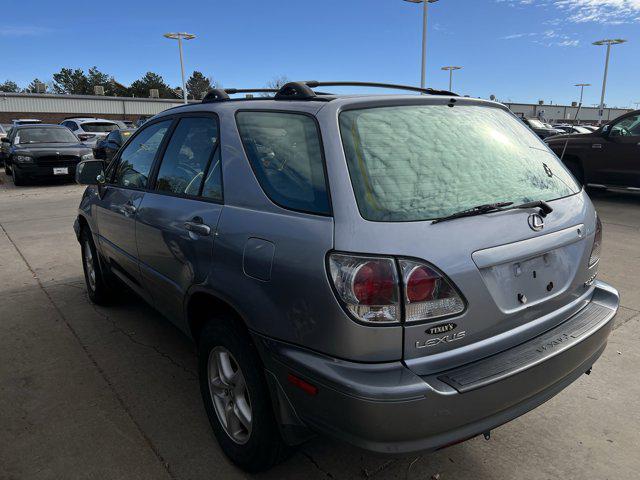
184, 219, 211, 236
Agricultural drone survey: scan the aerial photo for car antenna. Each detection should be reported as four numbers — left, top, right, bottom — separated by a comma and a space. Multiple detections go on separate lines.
559, 100, 585, 162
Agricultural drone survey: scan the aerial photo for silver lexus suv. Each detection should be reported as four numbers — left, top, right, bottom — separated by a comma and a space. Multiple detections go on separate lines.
74, 81, 619, 472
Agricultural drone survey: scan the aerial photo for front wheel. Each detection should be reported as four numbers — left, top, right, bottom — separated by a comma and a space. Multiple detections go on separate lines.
198, 318, 290, 472
80, 228, 115, 305
12, 167, 25, 186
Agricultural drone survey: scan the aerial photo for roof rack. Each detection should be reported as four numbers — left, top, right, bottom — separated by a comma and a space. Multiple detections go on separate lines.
201, 81, 458, 103
304, 81, 457, 97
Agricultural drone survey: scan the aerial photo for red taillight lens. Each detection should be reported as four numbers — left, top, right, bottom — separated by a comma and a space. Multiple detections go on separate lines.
406, 265, 437, 302
328, 253, 465, 324
353, 261, 396, 305
589, 215, 602, 268
328, 254, 399, 324
400, 260, 465, 322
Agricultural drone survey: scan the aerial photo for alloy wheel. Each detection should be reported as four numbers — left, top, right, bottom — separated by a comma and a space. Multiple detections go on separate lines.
208, 346, 252, 444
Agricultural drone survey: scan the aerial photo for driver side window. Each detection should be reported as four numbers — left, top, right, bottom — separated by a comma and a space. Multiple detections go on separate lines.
610, 114, 640, 137
154, 117, 219, 197
112, 120, 171, 189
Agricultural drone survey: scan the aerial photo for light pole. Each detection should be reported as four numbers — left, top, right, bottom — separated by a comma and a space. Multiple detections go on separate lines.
404, 0, 439, 90
164, 32, 196, 104
441, 66, 462, 91
593, 39, 626, 125
574, 83, 590, 123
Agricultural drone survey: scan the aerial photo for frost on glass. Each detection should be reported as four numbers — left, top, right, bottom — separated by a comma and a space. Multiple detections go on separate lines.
339, 105, 579, 222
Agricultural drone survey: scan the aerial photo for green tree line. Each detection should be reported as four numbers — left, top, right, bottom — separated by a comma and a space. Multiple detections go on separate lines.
0, 67, 217, 100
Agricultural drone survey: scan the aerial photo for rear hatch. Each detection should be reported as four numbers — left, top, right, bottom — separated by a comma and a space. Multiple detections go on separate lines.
79, 122, 118, 143
333, 100, 598, 374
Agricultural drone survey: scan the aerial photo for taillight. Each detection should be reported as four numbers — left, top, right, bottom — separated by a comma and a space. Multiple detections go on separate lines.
328, 254, 400, 324
589, 215, 602, 268
400, 260, 465, 322
78, 134, 96, 141
328, 253, 465, 325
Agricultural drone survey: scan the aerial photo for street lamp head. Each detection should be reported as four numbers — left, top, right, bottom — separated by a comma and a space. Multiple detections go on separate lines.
163, 32, 196, 40
441, 66, 462, 71
404, 0, 439, 3
593, 38, 626, 46
574, 83, 591, 87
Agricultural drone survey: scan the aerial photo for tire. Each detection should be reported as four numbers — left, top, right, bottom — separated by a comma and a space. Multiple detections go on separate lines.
4, 163, 11, 176
12, 167, 26, 186
198, 317, 290, 472
80, 228, 115, 305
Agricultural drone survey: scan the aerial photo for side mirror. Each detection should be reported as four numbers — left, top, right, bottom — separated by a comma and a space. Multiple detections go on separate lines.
601, 125, 610, 136
1, 137, 10, 143
76, 159, 106, 185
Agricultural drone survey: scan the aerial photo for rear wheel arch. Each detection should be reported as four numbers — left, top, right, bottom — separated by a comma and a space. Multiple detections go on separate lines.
186, 290, 249, 343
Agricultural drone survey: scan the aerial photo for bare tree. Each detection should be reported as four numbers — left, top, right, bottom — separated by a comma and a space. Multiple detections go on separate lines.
266, 75, 289, 90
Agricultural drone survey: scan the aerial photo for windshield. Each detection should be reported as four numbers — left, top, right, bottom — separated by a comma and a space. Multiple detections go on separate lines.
339, 104, 580, 222
81, 122, 118, 133
16, 127, 78, 144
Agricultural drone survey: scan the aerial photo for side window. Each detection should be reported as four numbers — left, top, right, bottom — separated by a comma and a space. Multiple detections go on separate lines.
112, 120, 171, 189
155, 117, 218, 197
202, 147, 223, 201
610, 114, 640, 137
235, 111, 330, 215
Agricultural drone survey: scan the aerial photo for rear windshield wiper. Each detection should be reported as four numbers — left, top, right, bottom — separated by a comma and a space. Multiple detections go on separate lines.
431, 202, 514, 224
510, 200, 554, 217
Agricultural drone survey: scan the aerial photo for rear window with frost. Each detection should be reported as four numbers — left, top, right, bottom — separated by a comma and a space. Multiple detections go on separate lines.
339, 104, 579, 222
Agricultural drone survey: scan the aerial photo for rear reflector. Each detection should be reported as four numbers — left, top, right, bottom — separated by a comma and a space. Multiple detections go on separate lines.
287, 373, 318, 396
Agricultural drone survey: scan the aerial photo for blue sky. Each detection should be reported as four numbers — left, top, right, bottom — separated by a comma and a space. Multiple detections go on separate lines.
1, 0, 638, 107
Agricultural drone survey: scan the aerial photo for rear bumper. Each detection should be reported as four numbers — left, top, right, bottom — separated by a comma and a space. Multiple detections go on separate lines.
256, 281, 618, 453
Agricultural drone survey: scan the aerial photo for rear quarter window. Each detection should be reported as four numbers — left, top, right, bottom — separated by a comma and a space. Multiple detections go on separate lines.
236, 111, 331, 215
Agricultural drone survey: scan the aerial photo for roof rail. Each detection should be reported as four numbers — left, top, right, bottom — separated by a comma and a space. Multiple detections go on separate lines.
224, 88, 278, 95
304, 81, 457, 96
201, 81, 458, 104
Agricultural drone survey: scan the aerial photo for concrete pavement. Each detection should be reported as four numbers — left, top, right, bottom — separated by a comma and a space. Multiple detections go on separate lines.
1, 172, 639, 480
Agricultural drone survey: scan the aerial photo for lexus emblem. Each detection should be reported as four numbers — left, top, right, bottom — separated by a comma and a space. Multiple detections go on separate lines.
528, 213, 544, 231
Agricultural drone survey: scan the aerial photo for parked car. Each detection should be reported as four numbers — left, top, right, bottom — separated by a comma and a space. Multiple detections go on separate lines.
93, 128, 135, 163
74, 81, 619, 472
0, 125, 6, 167
545, 110, 640, 188
522, 118, 564, 139
551, 125, 592, 135
135, 115, 152, 127
2, 124, 93, 186
60, 117, 119, 147
12, 118, 42, 126
582, 125, 599, 132
113, 120, 136, 129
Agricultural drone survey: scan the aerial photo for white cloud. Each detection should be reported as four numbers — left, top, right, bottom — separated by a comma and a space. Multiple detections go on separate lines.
500, 28, 580, 46
496, 0, 640, 23
0, 26, 52, 37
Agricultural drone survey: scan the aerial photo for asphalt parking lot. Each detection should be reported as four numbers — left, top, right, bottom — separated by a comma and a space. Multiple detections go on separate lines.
1, 171, 639, 480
